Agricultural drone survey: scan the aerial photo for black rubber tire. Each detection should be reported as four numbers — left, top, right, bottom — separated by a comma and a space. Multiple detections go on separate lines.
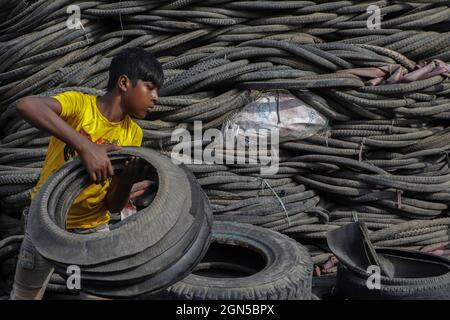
27, 148, 213, 298
80, 202, 213, 298
51, 172, 209, 281
29, 148, 194, 265
336, 248, 450, 300
162, 221, 313, 300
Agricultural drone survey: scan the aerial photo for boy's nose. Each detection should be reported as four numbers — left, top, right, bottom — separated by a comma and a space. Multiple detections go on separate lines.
152, 92, 159, 103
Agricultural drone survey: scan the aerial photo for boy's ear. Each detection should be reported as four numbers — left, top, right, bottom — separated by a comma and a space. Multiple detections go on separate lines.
117, 75, 131, 92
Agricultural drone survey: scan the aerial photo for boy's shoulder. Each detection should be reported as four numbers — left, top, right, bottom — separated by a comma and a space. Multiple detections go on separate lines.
53, 90, 109, 107
52, 90, 95, 109
126, 117, 143, 146
53, 90, 91, 100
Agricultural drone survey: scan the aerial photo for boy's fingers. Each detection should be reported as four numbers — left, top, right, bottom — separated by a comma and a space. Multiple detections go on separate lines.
107, 161, 114, 177
95, 170, 102, 184
130, 157, 139, 174
106, 144, 122, 152
99, 168, 106, 184
131, 180, 153, 193
104, 166, 110, 181
123, 160, 130, 174
90, 172, 97, 183
129, 188, 147, 201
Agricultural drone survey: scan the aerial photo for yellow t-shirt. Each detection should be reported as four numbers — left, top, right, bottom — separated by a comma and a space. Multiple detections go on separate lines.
31, 91, 143, 230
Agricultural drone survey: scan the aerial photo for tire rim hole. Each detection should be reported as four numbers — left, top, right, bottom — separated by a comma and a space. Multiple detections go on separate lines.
192, 242, 267, 278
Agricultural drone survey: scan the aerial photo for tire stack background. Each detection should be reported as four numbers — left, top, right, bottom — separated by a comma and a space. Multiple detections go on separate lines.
1, 0, 450, 298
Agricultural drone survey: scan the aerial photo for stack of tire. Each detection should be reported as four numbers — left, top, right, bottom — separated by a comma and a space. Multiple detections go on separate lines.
27, 147, 213, 298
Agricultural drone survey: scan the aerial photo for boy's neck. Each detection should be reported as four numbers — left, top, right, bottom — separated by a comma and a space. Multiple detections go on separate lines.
96, 91, 127, 123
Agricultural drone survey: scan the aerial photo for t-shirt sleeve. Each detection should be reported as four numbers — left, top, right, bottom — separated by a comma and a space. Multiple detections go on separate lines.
52, 91, 86, 122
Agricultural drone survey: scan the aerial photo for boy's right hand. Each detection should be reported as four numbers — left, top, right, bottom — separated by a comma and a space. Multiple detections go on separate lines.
77, 142, 122, 184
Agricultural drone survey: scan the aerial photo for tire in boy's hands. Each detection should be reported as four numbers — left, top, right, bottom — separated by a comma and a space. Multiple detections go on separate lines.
78, 142, 122, 184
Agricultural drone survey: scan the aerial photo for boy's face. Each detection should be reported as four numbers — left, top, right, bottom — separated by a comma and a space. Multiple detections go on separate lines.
123, 79, 159, 119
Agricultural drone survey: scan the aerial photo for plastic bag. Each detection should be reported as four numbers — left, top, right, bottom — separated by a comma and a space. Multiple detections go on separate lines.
222, 90, 328, 146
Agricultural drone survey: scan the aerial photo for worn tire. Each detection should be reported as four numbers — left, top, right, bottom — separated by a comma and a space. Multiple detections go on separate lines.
162, 221, 313, 300
29, 147, 195, 265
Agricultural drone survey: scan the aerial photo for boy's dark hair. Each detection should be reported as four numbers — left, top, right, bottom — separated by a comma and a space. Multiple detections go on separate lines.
107, 47, 164, 91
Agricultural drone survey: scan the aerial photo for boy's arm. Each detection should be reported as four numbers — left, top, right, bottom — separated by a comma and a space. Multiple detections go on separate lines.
105, 176, 134, 214
105, 157, 153, 213
16, 96, 121, 184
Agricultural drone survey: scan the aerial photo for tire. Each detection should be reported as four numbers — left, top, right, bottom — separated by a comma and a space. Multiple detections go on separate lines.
336, 248, 450, 300
80, 203, 213, 298
29, 147, 192, 264
27, 147, 213, 298
162, 221, 313, 300
328, 221, 450, 300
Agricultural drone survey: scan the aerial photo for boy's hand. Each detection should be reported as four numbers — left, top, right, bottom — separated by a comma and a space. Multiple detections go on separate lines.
78, 142, 122, 184
129, 180, 154, 201
105, 157, 155, 213
116, 157, 153, 186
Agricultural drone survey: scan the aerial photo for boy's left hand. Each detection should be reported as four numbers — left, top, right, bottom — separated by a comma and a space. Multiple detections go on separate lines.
129, 180, 154, 201
105, 157, 155, 213
117, 156, 153, 186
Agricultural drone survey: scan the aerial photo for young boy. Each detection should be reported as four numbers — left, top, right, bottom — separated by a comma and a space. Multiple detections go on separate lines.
10, 47, 163, 300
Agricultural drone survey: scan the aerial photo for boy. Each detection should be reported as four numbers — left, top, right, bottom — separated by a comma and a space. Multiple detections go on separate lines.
10, 47, 163, 299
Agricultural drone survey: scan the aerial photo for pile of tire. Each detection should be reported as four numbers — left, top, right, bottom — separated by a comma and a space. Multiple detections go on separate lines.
1, 0, 450, 296
188, 162, 329, 235
27, 147, 213, 298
